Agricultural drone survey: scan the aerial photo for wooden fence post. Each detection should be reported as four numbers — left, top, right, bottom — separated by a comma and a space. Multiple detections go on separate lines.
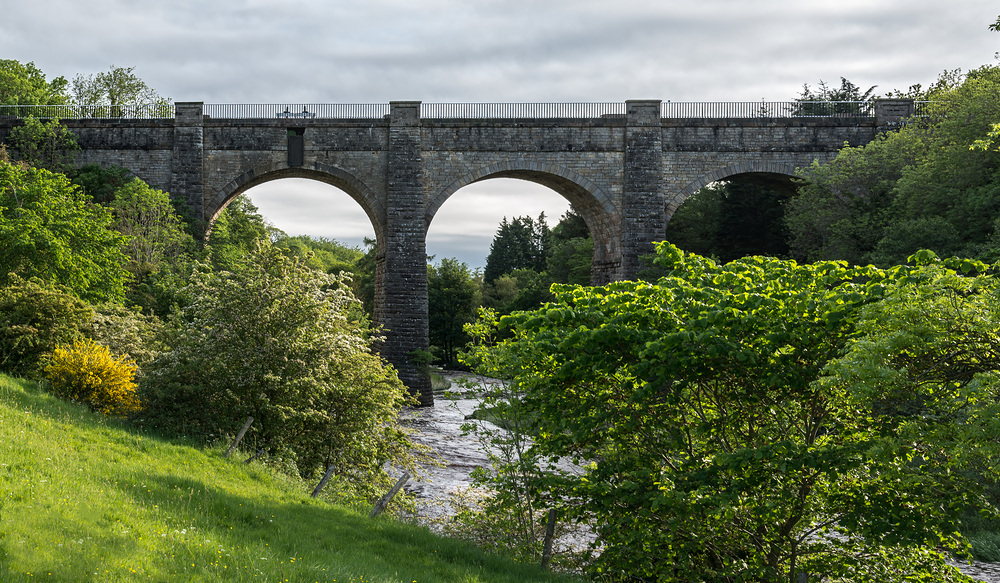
369, 472, 410, 518
540, 508, 557, 569
225, 417, 253, 458
311, 465, 337, 498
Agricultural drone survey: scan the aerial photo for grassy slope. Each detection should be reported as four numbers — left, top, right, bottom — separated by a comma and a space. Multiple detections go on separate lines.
0, 374, 577, 583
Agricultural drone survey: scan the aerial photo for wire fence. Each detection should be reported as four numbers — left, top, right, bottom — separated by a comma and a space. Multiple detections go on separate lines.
0, 104, 174, 119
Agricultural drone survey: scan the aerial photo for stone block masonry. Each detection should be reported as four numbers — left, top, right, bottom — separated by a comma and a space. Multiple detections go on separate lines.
0, 100, 903, 405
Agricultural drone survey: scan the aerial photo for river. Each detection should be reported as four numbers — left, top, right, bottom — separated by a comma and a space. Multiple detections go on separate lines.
403, 372, 1000, 582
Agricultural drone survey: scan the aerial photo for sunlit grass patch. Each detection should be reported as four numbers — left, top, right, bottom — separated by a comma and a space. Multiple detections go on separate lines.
0, 373, 578, 582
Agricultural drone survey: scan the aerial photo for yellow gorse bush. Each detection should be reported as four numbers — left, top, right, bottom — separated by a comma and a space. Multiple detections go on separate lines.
44, 338, 140, 416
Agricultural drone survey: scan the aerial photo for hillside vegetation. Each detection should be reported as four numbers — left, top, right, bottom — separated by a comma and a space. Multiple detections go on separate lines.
0, 374, 576, 583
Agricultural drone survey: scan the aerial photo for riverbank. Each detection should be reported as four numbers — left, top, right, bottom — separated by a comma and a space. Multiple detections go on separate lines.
409, 371, 1000, 582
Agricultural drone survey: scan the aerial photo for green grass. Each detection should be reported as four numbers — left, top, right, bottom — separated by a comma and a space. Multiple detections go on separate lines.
429, 368, 451, 393
0, 374, 579, 582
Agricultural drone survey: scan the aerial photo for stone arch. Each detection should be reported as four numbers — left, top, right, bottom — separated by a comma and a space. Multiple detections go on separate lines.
206, 161, 385, 242
426, 160, 622, 283
670, 160, 801, 216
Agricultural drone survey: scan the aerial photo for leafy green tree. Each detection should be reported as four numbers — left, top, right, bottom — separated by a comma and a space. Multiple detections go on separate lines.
547, 207, 592, 285
546, 236, 592, 285
550, 206, 589, 242
669, 181, 791, 262
6, 116, 79, 173
449, 308, 559, 563
483, 214, 551, 283
274, 235, 363, 276
786, 129, 924, 264
794, 77, 877, 116
72, 65, 171, 117
481, 273, 519, 313
468, 243, 992, 582
789, 65, 1000, 265
0, 60, 70, 107
110, 178, 194, 282
351, 238, 378, 318
427, 257, 481, 367
206, 196, 270, 270
140, 242, 419, 499
504, 268, 553, 312
71, 163, 133, 205
0, 159, 130, 302
0, 276, 93, 378
89, 301, 164, 372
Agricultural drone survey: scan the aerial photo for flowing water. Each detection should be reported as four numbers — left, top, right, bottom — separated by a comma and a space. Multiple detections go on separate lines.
402, 378, 494, 515
402, 372, 1000, 581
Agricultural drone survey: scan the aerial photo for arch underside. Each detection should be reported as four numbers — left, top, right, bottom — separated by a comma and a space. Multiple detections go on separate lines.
670, 160, 802, 216
206, 163, 384, 243
426, 162, 622, 282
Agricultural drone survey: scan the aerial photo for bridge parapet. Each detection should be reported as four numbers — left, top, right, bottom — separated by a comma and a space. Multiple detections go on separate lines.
0, 99, 917, 121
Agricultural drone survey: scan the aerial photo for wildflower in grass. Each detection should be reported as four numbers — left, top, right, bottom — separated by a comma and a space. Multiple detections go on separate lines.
44, 338, 140, 416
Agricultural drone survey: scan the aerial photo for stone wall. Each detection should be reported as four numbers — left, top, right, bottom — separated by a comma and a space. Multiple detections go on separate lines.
0, 101, 891, 404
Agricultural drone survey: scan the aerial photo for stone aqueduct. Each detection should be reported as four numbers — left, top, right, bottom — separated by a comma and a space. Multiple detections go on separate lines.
0, 99, 917, 404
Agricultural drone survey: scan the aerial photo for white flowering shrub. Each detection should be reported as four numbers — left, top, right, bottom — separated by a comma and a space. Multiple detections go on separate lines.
140, 242, 418, 500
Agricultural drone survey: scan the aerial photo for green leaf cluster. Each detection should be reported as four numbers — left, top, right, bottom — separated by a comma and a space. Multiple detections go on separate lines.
6, 116, 80, 173
788, 65, 1000, 266
0, 159, 130, 303
428, 257, 481, 367
139, 242, 421, 502
71, 64, 172, 116
470, 243, 999, 581
484, 213, 552, 284
0, 276, 94, 378
666, 180, 792, 263
0, 59, 70, 106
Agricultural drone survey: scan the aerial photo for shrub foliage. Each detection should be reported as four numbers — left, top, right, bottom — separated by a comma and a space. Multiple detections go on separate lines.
140, 242, 419, 502
45, 338, 140, 416
0, 276, 93, 378
467, 243, 999, 582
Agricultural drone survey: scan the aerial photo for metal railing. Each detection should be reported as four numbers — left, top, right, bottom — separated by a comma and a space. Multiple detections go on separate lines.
0, 103, 174, 119
420, 102, 627, 119
661, 101, 876, 118
202, 103, 390, 119
2, 101, 940, 121
913, 101, 936, 117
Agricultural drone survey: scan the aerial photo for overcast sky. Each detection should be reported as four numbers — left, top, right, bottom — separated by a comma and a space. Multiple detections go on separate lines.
3, 0, 997, 268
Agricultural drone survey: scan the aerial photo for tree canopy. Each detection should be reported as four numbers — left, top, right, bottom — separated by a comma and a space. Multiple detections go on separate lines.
787, 65, 1000, 266
110, 178, 194, 281
72, 65, 171, 116
0, 159, 130, 303
483, 214, 551, 284
6, 116, 80, 173
140, 242, 419, 496
466, 243, 998, 581
666, 180, 791, 262
428, 257, 481, 367
0, 59, 70, 106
